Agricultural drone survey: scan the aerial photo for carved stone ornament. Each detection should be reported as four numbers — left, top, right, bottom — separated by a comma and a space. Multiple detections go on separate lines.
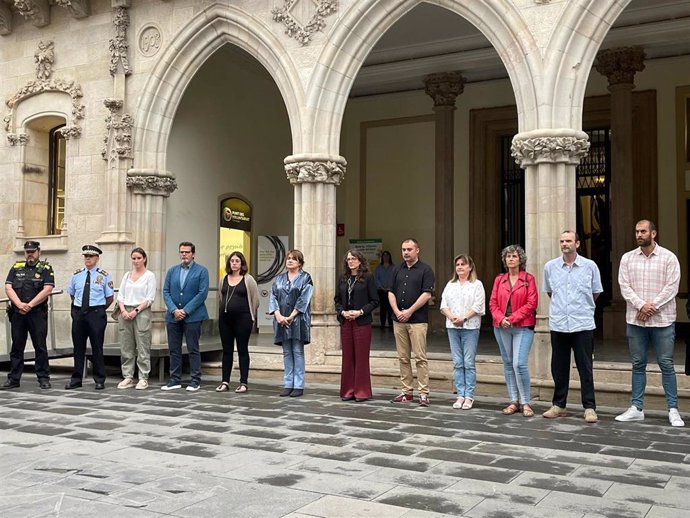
272, 0, 338, 46
285, 159, 346, 185
0, 3, 12, 36
424, 72, 465, 107
4, 77, 85, 140
54, 0, 90, 19
7, 133, 29, 146
101, 98, 133, 160
109, 6, 132, 76
138, 24, 162, 57
126, 173, 178, 197
14, 0, 49, 27
34, 40, 55, 80
511, 136, 591, 166
594, 47, 646, 87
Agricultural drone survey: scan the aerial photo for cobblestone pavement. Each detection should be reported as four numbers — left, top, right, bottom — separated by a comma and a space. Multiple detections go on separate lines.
2, 376, 690, 517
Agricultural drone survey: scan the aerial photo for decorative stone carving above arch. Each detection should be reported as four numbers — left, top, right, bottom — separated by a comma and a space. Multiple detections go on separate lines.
0, 3, 12, 35
54, 0, 90, 19
126, 170, 178, 197
4, 78, 85, 144
271, 0, 338, 46
14, 0, 50, 28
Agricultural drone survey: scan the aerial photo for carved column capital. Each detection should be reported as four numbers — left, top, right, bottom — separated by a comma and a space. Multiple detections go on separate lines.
7, 133, 29, 146
511, 130, 590, 166
14, 0, 50, 27
126, 170, 177, 197
594, 47, 646, 87
284, 155, 347, 185
424, 72, 465, 107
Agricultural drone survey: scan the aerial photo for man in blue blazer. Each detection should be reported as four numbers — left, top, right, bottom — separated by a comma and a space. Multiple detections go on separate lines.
162, 241, 209, 391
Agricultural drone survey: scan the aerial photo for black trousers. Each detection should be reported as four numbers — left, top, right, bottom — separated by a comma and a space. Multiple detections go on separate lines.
550, 330, 596, 409
70, 305, 107, 384
9, 307, 50, 382
218, 311, 253, 384
377, 289, 393, 327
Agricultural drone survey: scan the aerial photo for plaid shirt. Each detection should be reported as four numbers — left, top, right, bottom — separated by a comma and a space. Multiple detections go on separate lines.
618, 243, 680, 327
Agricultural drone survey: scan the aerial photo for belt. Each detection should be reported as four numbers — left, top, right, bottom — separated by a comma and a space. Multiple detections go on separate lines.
72, 304, 106, 310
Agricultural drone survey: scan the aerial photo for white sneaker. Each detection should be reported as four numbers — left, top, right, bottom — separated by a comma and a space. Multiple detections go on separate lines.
669, 408, 685, 427
117, 378, 135, 389
615, 406, 644, 422
186, 382, 200, 392
135, 379, 148, 390
161, 382, 182, 391
452, 397, 464, 409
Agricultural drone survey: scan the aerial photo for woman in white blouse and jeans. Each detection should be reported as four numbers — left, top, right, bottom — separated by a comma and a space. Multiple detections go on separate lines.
116, 247, 156, 390
440, 254, 485, 410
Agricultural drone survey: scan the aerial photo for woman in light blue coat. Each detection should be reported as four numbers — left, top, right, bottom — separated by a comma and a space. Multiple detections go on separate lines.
269, 249, 313, 397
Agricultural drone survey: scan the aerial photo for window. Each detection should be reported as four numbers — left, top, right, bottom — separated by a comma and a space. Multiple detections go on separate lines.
48, 125, 66, 234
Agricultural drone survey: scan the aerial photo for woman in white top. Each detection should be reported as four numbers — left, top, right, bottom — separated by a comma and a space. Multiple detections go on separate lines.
116, 247, 156, 390
440, 254, 485, 410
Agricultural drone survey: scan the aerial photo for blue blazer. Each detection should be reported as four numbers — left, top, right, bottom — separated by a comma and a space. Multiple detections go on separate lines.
163, 262, 209, 323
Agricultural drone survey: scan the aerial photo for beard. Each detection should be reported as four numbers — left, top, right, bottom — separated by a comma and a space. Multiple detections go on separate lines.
26, 257, 37, 266
637, 237, 652, 247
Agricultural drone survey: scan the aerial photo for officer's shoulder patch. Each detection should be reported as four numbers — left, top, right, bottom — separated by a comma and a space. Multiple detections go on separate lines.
12, 261, 26, 269
98, 268, 109, 276
41, 261, 52, 269
74, 267, 85, 274
108, 280, 114, 288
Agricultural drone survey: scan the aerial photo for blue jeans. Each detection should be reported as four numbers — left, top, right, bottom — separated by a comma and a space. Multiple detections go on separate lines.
166, 320, 202, 384
448, 328, 479, 398
627, 323, 678, 410
494, 326, 534, 404
282, 340, 305, 389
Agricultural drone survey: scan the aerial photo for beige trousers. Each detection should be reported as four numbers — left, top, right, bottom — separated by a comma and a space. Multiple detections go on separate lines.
118, 306, 152, 379
393, 321, 429, 395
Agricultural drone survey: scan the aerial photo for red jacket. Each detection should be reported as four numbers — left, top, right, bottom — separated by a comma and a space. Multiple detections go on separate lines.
489, 271, 538, 328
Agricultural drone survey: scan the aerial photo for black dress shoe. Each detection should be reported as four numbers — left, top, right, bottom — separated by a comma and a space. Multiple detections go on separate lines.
0, 379, 20, 389
289, 389, 304, 397
64, 382, 82, 390
39, 380, 51, 390
94, 383, 105, 390
279, 387, 293, 397
341, 395, 355, 401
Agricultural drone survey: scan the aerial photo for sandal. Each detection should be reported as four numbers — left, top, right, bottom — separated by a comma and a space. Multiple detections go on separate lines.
522, 404, 535, 417
461, 398, 474, 410
215, 382, 230, 392
235, 383, 248, 393
502, 401, 520, 415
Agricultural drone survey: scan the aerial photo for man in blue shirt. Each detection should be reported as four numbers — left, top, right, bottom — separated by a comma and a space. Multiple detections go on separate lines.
65, 245, 114, 390
542, 230, 603, 423
162, 241, 209, 391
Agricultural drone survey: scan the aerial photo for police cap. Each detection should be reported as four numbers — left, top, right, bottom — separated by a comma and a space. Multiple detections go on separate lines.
82, 244, 102, 256
23, 240, 40, 251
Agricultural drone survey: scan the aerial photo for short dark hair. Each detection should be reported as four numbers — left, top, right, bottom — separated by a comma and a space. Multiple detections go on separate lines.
401, 238, 419, 247
286, 249, 304, 267
226, 251, 248, 276
381, 250, 392, 264
131, 247, 148, 267
561, 230, 580, 242
179, 241, 195, 253
637, 219, 657, 232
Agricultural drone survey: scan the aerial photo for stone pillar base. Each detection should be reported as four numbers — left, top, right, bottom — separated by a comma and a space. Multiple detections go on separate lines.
530, 323, 552, 383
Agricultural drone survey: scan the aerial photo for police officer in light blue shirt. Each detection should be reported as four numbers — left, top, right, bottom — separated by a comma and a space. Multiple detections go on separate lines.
65, 245, 114, 390
542, 230, 603, 423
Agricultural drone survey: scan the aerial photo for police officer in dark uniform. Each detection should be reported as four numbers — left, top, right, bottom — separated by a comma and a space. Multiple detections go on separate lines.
65, 245, 114, 390
2, 241, 55, 390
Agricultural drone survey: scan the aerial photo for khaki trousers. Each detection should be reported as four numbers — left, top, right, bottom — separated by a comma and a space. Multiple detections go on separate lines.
393, 321, 429, 395
118, 306, 152, 379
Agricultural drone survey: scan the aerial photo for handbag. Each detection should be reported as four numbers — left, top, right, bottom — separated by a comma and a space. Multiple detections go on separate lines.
110, 272, 128, 321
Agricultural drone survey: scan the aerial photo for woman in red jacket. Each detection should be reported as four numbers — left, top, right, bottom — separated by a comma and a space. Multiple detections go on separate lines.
489, 245, 538, 417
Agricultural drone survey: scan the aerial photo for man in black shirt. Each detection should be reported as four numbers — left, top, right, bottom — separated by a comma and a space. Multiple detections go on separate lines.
388, 238, 435, 406
2, 241, 55, 389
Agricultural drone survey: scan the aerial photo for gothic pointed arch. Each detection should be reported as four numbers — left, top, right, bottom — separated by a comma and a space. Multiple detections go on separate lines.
132, 3, 305, 172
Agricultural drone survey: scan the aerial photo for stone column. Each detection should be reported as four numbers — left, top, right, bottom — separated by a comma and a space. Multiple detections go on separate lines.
511, 130, 590, 384
284, 154, 346, 365
594, 47, 645, 340
125, 168, 178, 345
7, 133, 30, 237
424, 72, 464, 299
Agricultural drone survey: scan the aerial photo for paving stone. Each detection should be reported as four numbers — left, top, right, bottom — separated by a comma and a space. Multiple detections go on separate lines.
463, 498, 583, 518
375, 486, 483, 515
417, 447, 500, 466
605, 482, 690, 511
341, 429, 409, 442
444, 476, 549, 505
572, 465, 670, 488
428, 461, 520, 484
599, 445, 686, 463
490, 456, 579, 476
538, 490, 652, 517
294, 494, 409, 517
511, 471, 613, 497
361, 466, 459, 491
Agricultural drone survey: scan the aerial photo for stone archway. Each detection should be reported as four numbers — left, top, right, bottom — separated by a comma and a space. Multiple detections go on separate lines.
132, 3, 305, 173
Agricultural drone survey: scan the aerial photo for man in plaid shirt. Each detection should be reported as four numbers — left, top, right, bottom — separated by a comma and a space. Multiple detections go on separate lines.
616, 220, 684, 427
